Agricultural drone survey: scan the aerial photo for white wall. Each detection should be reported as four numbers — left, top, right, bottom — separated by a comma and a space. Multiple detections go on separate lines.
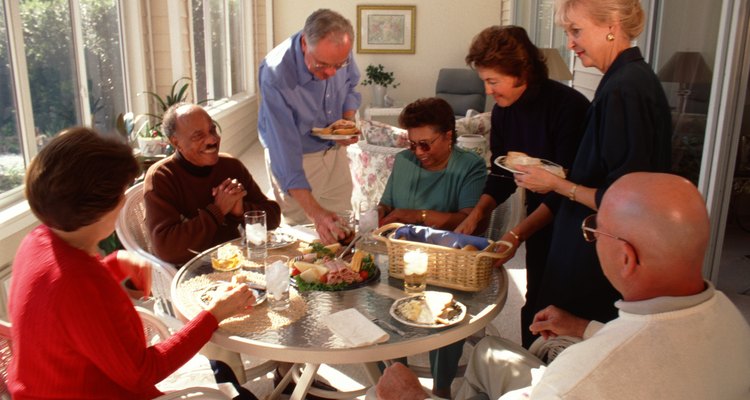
271, 0, 503, 112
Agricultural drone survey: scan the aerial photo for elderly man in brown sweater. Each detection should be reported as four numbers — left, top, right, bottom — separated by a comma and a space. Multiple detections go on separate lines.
144, 103, 280, 265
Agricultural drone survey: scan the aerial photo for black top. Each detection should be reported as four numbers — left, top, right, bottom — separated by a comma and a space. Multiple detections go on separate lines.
485, 78, 590, 214
535, 47, 673, 323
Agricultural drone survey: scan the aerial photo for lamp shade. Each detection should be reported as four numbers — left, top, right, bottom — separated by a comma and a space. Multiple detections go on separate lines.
539, 48, 573, 81
657, 51, 712, 86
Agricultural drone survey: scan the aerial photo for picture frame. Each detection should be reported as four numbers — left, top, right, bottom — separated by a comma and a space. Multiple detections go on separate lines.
357, 5, 416, 54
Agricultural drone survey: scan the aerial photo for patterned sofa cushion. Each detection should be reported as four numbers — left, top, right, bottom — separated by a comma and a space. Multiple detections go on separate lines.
360, 119, 409, 148
347, 120, 408, 208
455, 111, 492, 139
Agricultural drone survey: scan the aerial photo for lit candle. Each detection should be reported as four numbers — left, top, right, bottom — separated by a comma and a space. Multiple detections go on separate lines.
404, 250, 428, 275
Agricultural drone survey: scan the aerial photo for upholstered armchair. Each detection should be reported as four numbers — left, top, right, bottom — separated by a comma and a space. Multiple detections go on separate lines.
435, 68, 487, 117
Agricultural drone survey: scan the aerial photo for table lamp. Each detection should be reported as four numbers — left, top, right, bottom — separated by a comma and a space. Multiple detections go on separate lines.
657, 51, 712, 114
539, 48, 573, 81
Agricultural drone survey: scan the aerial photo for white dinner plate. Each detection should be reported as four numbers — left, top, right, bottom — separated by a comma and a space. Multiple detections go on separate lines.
267, 231, 297, 250
389, 295, 467, 329
199, 282, 266, 307
312, 132, 360, 140
494, 155, 566, 178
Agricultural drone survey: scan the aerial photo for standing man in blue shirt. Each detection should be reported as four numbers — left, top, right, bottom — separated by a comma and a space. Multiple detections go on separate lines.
258, 9, 361, 244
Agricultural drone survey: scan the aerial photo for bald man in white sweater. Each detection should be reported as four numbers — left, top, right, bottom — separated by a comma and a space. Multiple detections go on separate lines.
376, 172, 750, 400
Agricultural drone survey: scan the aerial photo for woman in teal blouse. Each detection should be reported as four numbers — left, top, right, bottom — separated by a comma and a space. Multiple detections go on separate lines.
377, 97, 487, 398
379, 97, 486, 231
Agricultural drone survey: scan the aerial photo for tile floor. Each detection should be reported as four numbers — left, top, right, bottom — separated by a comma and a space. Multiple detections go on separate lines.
236, 139, 750, 399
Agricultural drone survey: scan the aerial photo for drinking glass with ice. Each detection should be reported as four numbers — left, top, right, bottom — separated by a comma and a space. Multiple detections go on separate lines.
265, 255, 290, 311
244, 211, 267, 271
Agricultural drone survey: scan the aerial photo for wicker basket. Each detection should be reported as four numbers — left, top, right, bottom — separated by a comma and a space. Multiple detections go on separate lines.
373, 223, 513, 292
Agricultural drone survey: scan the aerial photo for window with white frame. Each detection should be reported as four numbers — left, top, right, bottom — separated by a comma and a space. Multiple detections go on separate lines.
0, 0, 128, 203
191, 0, 250, 104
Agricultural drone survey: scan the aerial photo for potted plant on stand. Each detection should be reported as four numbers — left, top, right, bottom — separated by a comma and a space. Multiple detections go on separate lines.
361, 64, 399, 108
116, 77, 194, 156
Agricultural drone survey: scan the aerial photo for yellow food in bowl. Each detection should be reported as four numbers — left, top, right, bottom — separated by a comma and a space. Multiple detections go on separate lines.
211, 244, 244, 271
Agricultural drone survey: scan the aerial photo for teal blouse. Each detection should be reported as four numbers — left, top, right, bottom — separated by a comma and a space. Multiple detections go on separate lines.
380, 147, 486, 212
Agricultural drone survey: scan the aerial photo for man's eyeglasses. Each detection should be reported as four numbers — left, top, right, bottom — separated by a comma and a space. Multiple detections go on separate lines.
408, 135, 442, 152
581, 214, 640, 263
309, 55, 350, 71
581, 214, 628, 243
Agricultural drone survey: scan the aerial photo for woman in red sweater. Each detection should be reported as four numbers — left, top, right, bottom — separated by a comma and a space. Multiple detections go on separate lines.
9, 128, 256, 399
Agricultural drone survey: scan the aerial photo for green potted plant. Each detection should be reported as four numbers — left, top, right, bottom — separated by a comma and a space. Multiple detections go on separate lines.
116, 77, 193, 156
361, 64, 400, 107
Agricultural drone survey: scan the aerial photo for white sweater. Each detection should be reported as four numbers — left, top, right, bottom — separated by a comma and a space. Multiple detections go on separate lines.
530, 286, 750, 399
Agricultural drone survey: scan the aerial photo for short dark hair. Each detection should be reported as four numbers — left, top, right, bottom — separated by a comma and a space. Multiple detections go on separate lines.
465, 26, 548, 86
398, 97, 457, 145
303, 9, 354, 49
25, 127, 140, 232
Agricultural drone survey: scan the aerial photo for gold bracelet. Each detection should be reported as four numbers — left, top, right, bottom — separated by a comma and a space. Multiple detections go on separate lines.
568, 184, 578, 202
508, 230, 521, 242
420, 209, 428, 225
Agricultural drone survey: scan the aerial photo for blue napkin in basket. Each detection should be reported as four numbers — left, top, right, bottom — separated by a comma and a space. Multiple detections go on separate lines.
393, 225, 489, 250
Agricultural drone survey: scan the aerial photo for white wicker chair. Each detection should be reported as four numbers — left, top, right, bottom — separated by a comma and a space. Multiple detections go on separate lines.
137, 307, 233, 400
0, 319, 11, 400
116, 183, 177, 318
485, 188, 526, 241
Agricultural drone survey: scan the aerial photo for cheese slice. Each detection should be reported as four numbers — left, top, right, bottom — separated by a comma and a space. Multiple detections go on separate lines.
293, 260, 318, 273
299, 268, 321, 283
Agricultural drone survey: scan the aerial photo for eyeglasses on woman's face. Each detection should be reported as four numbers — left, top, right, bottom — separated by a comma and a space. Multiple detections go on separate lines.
408, 135, 442, 152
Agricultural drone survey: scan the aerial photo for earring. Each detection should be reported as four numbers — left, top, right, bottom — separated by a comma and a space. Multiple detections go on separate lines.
606, 33, 615, 41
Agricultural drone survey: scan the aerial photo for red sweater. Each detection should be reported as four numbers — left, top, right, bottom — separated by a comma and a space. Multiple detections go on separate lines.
9, 226, 219, 399
145, 151, 281, 264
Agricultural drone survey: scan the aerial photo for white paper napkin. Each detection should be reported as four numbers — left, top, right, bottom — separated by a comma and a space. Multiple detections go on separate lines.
324, 308, 390, 347
276, 224, 320, 243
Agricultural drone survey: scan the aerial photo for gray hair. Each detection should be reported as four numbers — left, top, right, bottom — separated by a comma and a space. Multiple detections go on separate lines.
161, 102, 187, 139
303, 9, 354, 49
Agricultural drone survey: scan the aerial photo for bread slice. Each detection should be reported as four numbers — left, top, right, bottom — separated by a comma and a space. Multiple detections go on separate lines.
506, 151, 541, 169
425, 291, 453, 317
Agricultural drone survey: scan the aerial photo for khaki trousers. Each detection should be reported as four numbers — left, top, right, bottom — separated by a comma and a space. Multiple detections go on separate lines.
455, 337, 546, 400
265, 146, 353, 225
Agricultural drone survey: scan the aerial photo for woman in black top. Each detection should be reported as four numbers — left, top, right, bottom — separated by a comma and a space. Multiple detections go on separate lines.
457, 26, 590, 348
513, 0, 671, 337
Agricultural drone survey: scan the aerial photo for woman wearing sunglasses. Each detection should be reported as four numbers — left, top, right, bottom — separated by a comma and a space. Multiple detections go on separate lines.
378, 97, 487, 231
376, 97, 486, 398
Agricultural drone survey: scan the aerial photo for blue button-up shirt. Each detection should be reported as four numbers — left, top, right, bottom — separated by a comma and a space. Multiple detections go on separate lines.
258, 31, 361, 192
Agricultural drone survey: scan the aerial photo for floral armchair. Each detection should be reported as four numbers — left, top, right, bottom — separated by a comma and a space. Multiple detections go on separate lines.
347, 113, 492, 209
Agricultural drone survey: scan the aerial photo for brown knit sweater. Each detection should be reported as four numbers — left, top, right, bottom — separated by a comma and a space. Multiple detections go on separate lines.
144, 152, 280, 264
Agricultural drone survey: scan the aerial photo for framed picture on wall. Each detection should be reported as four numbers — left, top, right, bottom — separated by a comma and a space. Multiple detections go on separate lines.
357, 5, 416, 54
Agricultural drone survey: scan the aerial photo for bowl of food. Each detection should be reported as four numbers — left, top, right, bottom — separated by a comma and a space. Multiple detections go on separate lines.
211, 243, 245, 272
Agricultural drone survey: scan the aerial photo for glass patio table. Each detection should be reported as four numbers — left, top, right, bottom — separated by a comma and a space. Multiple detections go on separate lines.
171, 239, 508, 399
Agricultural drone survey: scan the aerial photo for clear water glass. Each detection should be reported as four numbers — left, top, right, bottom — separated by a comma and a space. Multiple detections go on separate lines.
244, 210, 267, 272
